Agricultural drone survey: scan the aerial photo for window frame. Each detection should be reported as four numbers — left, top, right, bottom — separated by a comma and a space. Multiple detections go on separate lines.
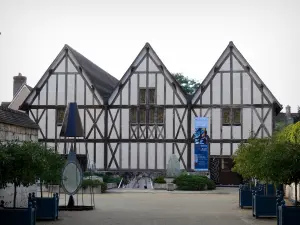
56, 107, 66, 126
221, 158, 230, 171
222, 108, 241, 126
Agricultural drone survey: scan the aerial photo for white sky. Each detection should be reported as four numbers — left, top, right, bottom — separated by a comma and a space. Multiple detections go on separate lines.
0, 0, 299, 112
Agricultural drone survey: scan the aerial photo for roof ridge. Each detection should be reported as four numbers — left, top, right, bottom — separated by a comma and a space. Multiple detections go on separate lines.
0, 106, 26, 115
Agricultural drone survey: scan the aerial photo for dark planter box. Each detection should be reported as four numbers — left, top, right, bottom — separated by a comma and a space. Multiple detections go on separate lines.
252, 194, 277, 218
278, 204, 300, 225
239, 188, 253, 208
29, 193, 59, 220
239, 184, 264, 209
0, 203, 36, 225
266, 184, 276, 196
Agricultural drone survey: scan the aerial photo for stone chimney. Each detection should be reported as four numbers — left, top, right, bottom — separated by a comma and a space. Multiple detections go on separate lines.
286, 105, 291, 116
285, 105, 294, 125
13, 73, 27, 97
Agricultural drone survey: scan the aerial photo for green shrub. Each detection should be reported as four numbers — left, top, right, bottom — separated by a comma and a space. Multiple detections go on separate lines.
173, 174, 216, 191
103, 175, 121, 184
100, 182, 107, 193
205, 178, 216, 190
153, 176, 166, 184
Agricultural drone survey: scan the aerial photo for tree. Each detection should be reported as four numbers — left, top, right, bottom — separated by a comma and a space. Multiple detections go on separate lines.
0, 143, 10, 189
232, 138, 269, 182
2, 140, 42, 207
173, 73, 200, 95
233, 123, 300, 206
274, 122, 300, 205
38, 147, 65, 197
0, 140, 65, 207
21, 142, 65, 197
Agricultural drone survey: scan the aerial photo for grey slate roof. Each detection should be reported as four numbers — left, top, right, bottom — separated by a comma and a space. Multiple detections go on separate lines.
1, 102, 10, 108
0, 107, 39, 129
66, 45, 119, 101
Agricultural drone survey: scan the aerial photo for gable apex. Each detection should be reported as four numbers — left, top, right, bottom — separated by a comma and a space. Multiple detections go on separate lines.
20, 45, 119, 109
192, 42, 282, 114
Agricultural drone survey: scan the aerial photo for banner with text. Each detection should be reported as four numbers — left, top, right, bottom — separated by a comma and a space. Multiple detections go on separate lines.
194, 117, 209, 171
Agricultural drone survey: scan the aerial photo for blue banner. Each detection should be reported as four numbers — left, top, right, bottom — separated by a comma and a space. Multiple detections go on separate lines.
194, 117, 209, 171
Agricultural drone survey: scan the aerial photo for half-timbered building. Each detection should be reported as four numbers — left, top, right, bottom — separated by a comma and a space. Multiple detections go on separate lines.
16, 41, 282, 185
107, 43, 188, 171
191, 41, 282, 184
20, 45, 119, 170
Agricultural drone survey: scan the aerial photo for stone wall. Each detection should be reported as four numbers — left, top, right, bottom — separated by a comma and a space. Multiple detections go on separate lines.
0, 123, 38, 142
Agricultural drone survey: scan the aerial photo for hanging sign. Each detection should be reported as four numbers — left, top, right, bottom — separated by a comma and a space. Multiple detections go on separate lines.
194, 117, 209, 171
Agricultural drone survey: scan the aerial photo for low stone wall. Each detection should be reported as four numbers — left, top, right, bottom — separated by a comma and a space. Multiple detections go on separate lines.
106, 183, 117, 189
153, 183, 177, 190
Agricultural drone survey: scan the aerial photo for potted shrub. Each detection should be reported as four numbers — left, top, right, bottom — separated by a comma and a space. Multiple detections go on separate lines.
275, 123, 300, 225
28, 142, 65, 221
153, 176, 166, 190
233, 139, 274, 209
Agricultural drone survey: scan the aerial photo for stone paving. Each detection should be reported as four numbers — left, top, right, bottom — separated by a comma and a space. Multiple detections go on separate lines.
37, 188, 276, 225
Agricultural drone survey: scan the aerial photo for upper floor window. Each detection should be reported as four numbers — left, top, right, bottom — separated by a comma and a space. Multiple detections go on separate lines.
139, 88, 156, 104
222, 108, 241, 126
57, 107, 66, 126
131, 88, 164, 125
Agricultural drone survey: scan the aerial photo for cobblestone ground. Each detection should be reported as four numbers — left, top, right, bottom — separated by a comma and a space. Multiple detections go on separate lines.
37, 188, 276, 225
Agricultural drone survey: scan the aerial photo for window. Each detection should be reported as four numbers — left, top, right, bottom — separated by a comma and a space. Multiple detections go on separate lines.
232, 109, 241, 124
222, 108, 241, 126
130, 88, 164, 125
139, 88, 155, 104
149, 108, 155, 123
139, 108, 146, 124
139, 89, 146, 104
130, 107, 164, 125
130, 107, 137, 123
57, 108, 66, 125
221, 158, 230, 171
149, 89, 156, 104
157, 108, 164, 124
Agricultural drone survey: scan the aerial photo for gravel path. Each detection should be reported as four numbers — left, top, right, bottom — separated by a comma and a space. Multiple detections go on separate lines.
37, 188, 276, 225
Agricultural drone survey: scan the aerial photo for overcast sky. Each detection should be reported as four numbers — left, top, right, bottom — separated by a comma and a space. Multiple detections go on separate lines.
0, 0, 299, 112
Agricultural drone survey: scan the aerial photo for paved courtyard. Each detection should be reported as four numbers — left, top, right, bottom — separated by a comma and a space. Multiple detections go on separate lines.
38, 188, 276, 225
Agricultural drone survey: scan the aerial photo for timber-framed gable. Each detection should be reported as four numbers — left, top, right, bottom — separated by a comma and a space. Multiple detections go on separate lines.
107, 43, 189, 171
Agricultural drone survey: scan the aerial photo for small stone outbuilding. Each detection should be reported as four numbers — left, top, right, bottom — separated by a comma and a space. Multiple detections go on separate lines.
0, 106, 39, 142
0, 106, 39, 208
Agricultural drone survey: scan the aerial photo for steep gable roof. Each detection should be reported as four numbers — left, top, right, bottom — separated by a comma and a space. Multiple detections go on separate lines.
192, 41, 282, 114
66, 45, 119, 99
20, 45, 118, 109
109, 42, 188, 105
0, 106, 39, 129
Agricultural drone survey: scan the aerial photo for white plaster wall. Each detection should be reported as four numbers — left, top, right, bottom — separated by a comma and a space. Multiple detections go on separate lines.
222, 73, 231, 104
212, 73, 221, 104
